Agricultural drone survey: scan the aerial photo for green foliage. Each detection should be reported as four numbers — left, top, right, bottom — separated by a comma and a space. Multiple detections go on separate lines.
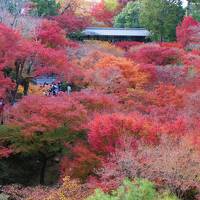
87, 179, 156, 200
87, 189, 114, 200
104, 0, 119, 11
114, 1, 141, 28
87, 179, 180, 200
156, 191, 179, 200
140, 0, 185, 41
0, 125, 84, 156
0, 125, 84, 184
191, 3, 200, 21
68, 31, 85, 41
31, 0, 60, 16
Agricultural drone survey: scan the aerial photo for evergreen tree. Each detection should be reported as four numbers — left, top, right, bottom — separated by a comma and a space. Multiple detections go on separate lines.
191, 1, 200, 21
31, 0, 60, 16
140, 0, 185, 41
114, 1, 141, 28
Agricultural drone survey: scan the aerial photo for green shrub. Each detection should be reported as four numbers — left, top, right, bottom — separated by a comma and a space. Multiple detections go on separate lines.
87, 179, 156, 200
157, 191, 179, 200
31, 0, 60, 16
87, 179, 180, 200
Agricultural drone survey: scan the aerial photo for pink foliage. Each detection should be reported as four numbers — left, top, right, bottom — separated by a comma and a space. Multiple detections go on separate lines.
60, 143, 101, 181
0, 72, 15, 99
91, 1, 118, 26
176, 16, 200, 49
72, 90, 119, 115
36, 19, 77, 48
0, 23, 21, 69
54, 12, 89, 34
89, 137, 140, 191
115, 41, 143, 51
88, 113, 159, 154
0, 147, 12, 158
8, 95, 87, 136
127, 44, 183, 66
159, 42, 182, 49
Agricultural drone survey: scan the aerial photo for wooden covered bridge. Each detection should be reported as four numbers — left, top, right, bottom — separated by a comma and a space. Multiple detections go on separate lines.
82, 27, 150, 42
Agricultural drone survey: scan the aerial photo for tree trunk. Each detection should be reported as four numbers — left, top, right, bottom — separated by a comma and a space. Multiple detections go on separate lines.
0, 112, 3, 125
23, 79, 30, 96
40, 155, 47, 185
12, 82, 20, 105
160, 34, 163, 42
187, 0, 192, 16
23, 62, 32, 96
12, 60, 26, 104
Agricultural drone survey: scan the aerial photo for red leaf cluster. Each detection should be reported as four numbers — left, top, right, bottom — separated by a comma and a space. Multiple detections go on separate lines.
88, 113, 159, 154
176, 16, 200, 48
0, 23, 22, 70
61, 143, 101, 181
0, 72, 15, 99
91, 1, 117, 26
8, 95, 87, 136
36, 19, 74, 48
115, 41, 143, 51
0, 147, 12, 158
54, 12, 89, 34
127, 44, 183, 66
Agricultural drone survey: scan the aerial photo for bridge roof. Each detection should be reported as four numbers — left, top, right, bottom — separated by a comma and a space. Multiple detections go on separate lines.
82, 27, 150, 37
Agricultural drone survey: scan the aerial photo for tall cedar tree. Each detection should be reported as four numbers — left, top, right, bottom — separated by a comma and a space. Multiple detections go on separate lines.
140, 0, 184, 41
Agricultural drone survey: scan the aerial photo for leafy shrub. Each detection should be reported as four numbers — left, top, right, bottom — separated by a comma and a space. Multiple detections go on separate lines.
139, 136, 200, 199
46, 176, 92, 200
31, 0, 60, 16
176, 16, 199, 49
127, 44, 183, 66
54, 12, 89, 34
156, 191, 179, 200
88, 113, 159, 154
87, 179, 156, 200
115, 41, 143, 51
60, 144, 101, 182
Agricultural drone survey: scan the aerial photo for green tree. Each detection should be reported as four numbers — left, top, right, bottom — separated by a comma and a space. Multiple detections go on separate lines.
87, 179, 179, 200
186, 0, 200, 16
0, 125, 85, 185
191, 2, 200, 21
114, 1, 141, 28
31, 0, 61, 16
140, 0, 185, 41
104, 0, 119, 11
87, 179, 156, 200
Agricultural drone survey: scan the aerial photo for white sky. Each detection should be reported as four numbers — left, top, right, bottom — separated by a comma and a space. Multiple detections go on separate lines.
182, 0, 187, 7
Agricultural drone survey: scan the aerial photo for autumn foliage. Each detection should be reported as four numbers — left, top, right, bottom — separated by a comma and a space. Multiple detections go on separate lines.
8, 95, 87, 136
94, 55, 150, 88
36, 19, 72, 48
1, 11, 200, 200
127, 44, 183, 66
54, 12, 89, 34
176, 16, 200, 49
91, 1, 114, 26
88, 113, 158, 154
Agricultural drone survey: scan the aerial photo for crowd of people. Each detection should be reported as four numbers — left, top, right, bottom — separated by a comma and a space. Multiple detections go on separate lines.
41, 82, 72, 96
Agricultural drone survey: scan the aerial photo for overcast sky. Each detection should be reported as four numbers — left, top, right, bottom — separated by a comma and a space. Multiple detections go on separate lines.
182, 0, 187, 7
